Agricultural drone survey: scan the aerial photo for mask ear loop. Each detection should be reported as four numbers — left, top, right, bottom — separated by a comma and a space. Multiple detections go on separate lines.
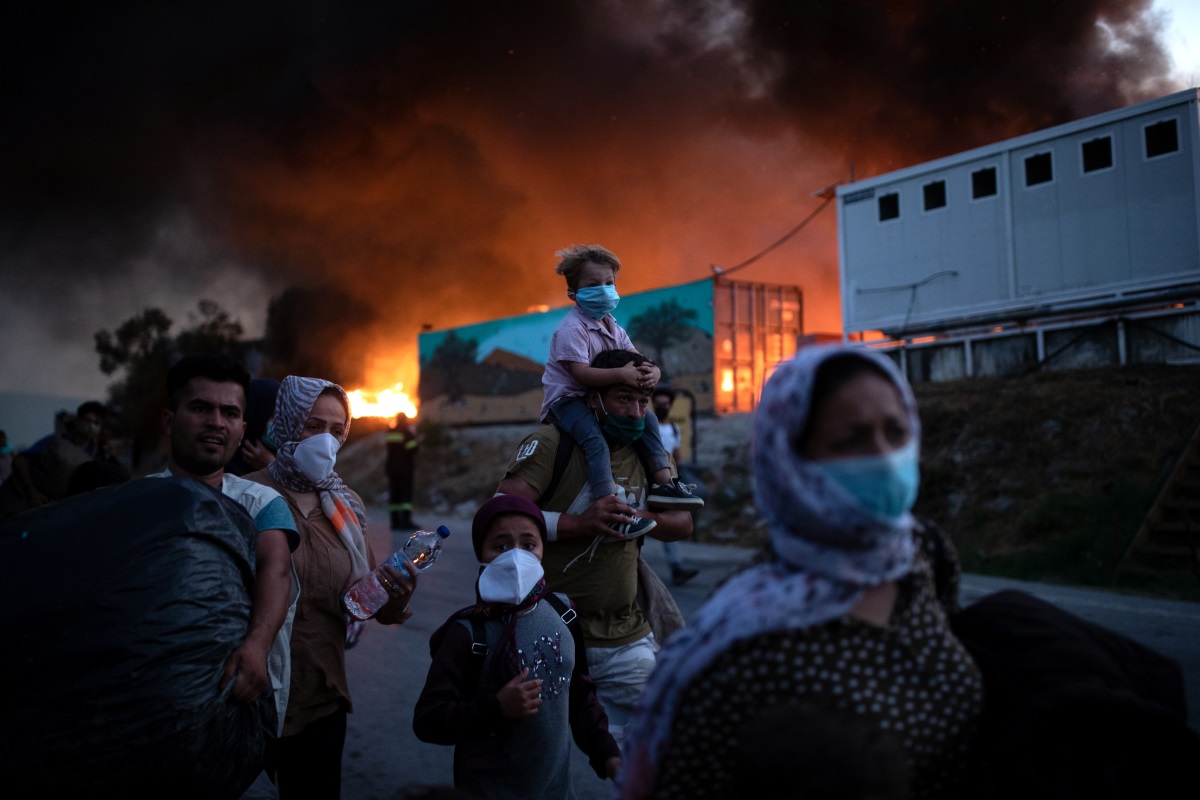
593, 394, 608, 425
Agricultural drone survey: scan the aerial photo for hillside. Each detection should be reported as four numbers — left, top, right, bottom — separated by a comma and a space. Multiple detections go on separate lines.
340, 362, 1200, 601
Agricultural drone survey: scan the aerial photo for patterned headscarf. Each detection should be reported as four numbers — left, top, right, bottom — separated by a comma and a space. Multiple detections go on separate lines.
268, 375, 370, 582
618, 344, 922, 798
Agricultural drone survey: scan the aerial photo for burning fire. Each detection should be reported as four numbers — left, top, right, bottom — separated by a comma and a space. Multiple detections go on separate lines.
347, 382, 418, 420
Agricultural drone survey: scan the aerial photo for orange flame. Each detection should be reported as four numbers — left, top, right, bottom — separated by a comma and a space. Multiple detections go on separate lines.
347, 382, 418, 420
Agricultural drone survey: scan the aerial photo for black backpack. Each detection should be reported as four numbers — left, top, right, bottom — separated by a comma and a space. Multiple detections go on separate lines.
466, 591, 582, 664
536, 423, 576, 506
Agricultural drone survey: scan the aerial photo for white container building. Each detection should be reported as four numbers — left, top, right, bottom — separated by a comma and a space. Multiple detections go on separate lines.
837, 88, 1200, 381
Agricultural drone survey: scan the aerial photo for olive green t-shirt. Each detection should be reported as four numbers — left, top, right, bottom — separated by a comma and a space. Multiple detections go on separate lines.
504, 424, 653, 649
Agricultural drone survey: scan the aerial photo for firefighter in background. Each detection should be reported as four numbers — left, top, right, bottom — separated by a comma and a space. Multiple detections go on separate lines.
386, 412, 420, 530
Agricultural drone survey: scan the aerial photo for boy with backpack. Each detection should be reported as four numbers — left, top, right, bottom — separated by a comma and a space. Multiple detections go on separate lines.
412, 494, 621, 799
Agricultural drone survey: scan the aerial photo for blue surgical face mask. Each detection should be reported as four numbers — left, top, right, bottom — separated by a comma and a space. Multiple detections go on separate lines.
575, 285, 620, 320
814, 439, 920, 519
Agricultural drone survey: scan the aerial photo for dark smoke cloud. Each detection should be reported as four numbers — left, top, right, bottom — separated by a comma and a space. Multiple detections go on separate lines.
0, 0, 1179, 398
742, 0, 1175, 171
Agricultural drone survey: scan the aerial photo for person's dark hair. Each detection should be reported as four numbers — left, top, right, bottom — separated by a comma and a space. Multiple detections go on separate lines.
652, 386, 676, 404
795, 354, 894, 454
471, 493, 548, 560
590, 348, 654, 373
76, 400, 107, 419
224, 376, 281, 477
734, 704, 911, 800
165, 355, 252, 411
589, 350, 657, 404
244, 378, 281, 443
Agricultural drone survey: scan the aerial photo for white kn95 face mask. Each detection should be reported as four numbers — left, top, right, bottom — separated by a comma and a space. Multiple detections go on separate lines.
293, 432, 340, 484
478, 549, 544, 606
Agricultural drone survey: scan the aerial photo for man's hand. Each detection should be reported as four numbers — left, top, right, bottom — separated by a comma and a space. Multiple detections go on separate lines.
577, 493, 644, 540
221, 638, 271, 703
239, 529, 291, 702
497, 668, 543, 719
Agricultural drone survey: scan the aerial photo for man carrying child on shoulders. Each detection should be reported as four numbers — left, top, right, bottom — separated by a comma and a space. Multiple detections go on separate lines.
494, 348, 698, 746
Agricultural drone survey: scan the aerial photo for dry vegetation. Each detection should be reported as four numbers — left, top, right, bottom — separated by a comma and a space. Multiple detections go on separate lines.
341, 363, 1200, 600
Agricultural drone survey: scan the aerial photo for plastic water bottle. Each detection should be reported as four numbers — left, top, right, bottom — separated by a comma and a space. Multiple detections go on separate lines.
343, 525, 451, 620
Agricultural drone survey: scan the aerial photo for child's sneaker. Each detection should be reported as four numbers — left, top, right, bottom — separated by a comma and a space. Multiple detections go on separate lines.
613, 515, 657, 539
648, 478, 705, 510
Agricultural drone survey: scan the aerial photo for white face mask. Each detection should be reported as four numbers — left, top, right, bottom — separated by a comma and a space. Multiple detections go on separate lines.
293, 432, 340, 484
478, 549, 544, 605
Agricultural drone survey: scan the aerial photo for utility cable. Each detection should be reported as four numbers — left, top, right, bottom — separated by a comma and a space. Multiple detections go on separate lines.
710, 193, 836, 278
855, 270, 959, 335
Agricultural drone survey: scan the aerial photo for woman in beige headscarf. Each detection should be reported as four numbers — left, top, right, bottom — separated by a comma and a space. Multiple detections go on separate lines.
246, 375, 418, 799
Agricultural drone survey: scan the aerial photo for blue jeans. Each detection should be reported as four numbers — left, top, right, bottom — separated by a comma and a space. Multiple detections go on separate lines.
549, 395, 669, 496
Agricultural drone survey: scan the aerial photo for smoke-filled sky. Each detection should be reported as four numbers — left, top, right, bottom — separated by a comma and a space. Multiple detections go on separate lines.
1, 0, 1195, 400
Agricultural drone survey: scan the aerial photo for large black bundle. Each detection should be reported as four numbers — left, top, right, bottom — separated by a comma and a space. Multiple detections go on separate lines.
952, 589, 1200, 800
0, 476, 271, 798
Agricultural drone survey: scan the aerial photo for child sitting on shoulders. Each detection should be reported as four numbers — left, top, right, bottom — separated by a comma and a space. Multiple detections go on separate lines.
541, 244, 703, 537
412, 494, 622, 800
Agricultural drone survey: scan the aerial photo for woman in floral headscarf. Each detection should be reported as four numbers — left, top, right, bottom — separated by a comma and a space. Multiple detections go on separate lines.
245, 375, 419, 799
617, 345, 983, 800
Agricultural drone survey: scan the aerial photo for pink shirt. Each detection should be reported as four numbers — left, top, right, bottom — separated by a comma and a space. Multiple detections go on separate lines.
540, 304, 635, 421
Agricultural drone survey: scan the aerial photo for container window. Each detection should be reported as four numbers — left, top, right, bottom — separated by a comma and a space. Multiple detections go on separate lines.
1144, 119, 1179, 158
878, 192, 899, 221
1081, 136, 1113, 173
971, 167, 997, 199
923, 180, 946, 211
1024, 152, 1053, 186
